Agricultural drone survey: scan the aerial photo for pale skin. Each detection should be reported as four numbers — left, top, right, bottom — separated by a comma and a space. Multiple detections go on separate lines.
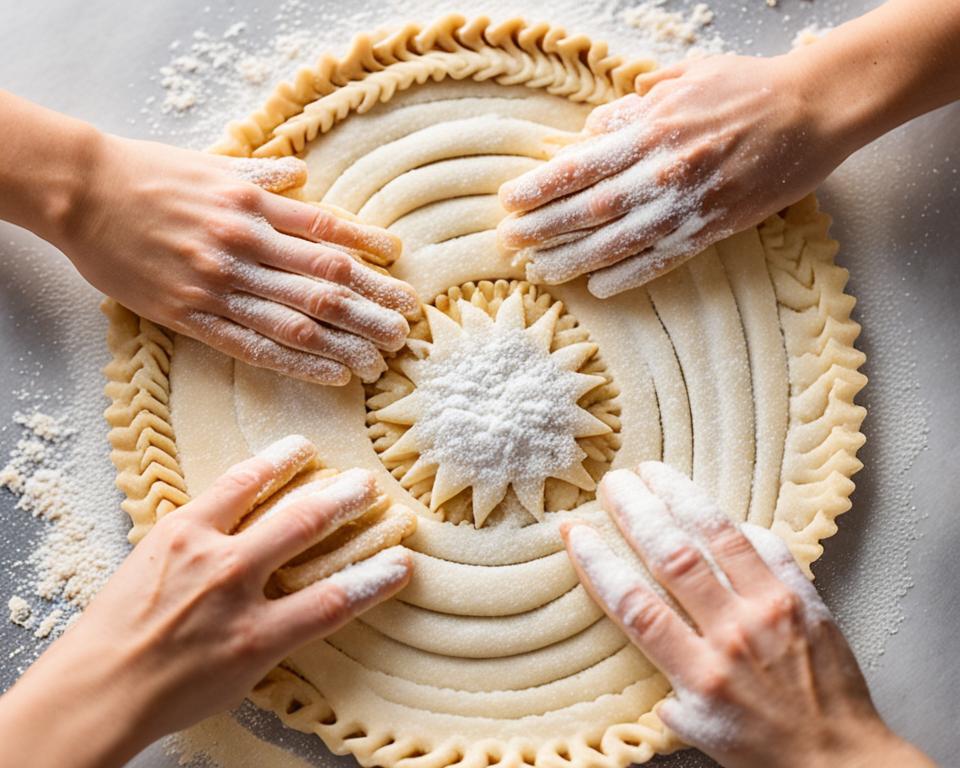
0, 0, 953, 764
0, 91, 421, 385
498, 0, 960, 297
562, 464, 934, 768
0, 437, 413, 768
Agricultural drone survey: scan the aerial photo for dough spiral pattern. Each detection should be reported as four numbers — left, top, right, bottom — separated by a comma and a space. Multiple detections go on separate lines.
102, 15, 866, 767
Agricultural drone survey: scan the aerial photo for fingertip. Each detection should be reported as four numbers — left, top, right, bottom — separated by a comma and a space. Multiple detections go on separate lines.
655, 695, 682, 729
498, 179, 521, 211
558, 518, 589, 542
302, 358, 351, 387
257, 434, 317, 473
496, 213, 524, 250
326, 546, 413, 609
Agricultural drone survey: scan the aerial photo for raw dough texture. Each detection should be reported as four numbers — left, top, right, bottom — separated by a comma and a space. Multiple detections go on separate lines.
102, 14, 866, 767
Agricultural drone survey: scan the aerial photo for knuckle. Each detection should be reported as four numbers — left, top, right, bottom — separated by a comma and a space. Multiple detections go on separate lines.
760, 589, 803, 628
712, 528, 754, 560
621, 590, 668, 639
216, 466, 264, 496
222, 183, 261, 212
156, 514, 196, 553
312, 582, 352, 625
308, 210, 336, 242
306, 288, 335, 318
698, 667, 732, 699
277, 314, 317, 349
209, 217, 257, 249
213, 546, 253, 587
280, 504, 327, 547
315, 250, 354, 284
717, 623, 751, 661
656, 545, 704, 581
588, 190, 614, 219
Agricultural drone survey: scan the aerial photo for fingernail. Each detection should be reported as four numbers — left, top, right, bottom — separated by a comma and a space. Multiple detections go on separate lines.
326, 546, 411, 604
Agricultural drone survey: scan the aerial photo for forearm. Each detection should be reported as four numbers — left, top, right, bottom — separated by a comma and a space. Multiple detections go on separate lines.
0, 628, 160, 768
790, 0, 960, 155
0, 90, 105, 247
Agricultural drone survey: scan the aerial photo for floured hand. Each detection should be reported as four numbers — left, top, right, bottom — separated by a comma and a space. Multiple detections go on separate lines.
561, 463, 933, 768
498, 54, 852, 298
62, 136, 420, 384
0, 436, 413, 768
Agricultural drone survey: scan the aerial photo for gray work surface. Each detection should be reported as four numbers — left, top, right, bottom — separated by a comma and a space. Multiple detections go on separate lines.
1, 0, 958, 765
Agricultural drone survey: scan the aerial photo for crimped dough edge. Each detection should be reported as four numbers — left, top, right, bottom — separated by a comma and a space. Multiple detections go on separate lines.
100, 13, 866, 767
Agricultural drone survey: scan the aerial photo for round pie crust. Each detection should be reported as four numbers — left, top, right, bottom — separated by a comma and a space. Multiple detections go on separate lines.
102, 15, 867, 767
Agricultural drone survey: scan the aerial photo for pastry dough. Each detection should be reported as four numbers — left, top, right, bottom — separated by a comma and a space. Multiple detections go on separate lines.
102, 15, 867, 766
369, 280, 621, 527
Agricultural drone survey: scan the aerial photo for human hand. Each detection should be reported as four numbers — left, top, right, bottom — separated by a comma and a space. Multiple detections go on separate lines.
62, 136, 420, 384
561, 462, 933, 768
0, 436, 412, 768
498, 54, 852, 298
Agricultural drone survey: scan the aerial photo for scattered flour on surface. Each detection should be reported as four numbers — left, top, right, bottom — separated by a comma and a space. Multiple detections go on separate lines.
791, 23, 835, 48
621, 0, 726, 58
7, 596, 31, 628
0, 409, 123, 640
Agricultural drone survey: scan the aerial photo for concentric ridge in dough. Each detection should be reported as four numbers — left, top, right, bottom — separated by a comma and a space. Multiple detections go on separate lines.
101, 14, 866, 767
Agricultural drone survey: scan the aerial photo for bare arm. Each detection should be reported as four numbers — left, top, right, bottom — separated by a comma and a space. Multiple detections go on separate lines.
0, 91, 420, 383
0, 436, 412, 768
498, 0, 960, 297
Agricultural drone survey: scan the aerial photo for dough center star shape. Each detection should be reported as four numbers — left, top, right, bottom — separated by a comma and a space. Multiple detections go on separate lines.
375, 290, 612, 526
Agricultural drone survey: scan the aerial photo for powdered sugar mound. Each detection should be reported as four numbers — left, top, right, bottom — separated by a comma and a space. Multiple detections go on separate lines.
417, 328, 584, 487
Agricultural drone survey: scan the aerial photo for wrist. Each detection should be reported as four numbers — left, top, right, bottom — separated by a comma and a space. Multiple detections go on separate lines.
0, 92, 108, 247
776, 45, 871, 166
40, 123, 111, 252
799, 717, 933, 768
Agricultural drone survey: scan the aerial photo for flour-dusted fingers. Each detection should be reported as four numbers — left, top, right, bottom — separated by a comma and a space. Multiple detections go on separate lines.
599, 468, 738, 631
585, 223, 718, 298
584, 93, 649, 135
219, 293, 386, 383
239, 468, 380, 574
264, 547, 412, 648
561, 521, 704, 680
224, 156, 308, 194
180, 311, 351, 385
259, 195, 402, 265
498, 154, 670, 250
187, 434, 318, 531
498, 125, 650, 213
523, 198, 686, 285
740, 524, 834, 631
262, 231, 420, 320
637, 462, 783, 599
231, 266, 409, 351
